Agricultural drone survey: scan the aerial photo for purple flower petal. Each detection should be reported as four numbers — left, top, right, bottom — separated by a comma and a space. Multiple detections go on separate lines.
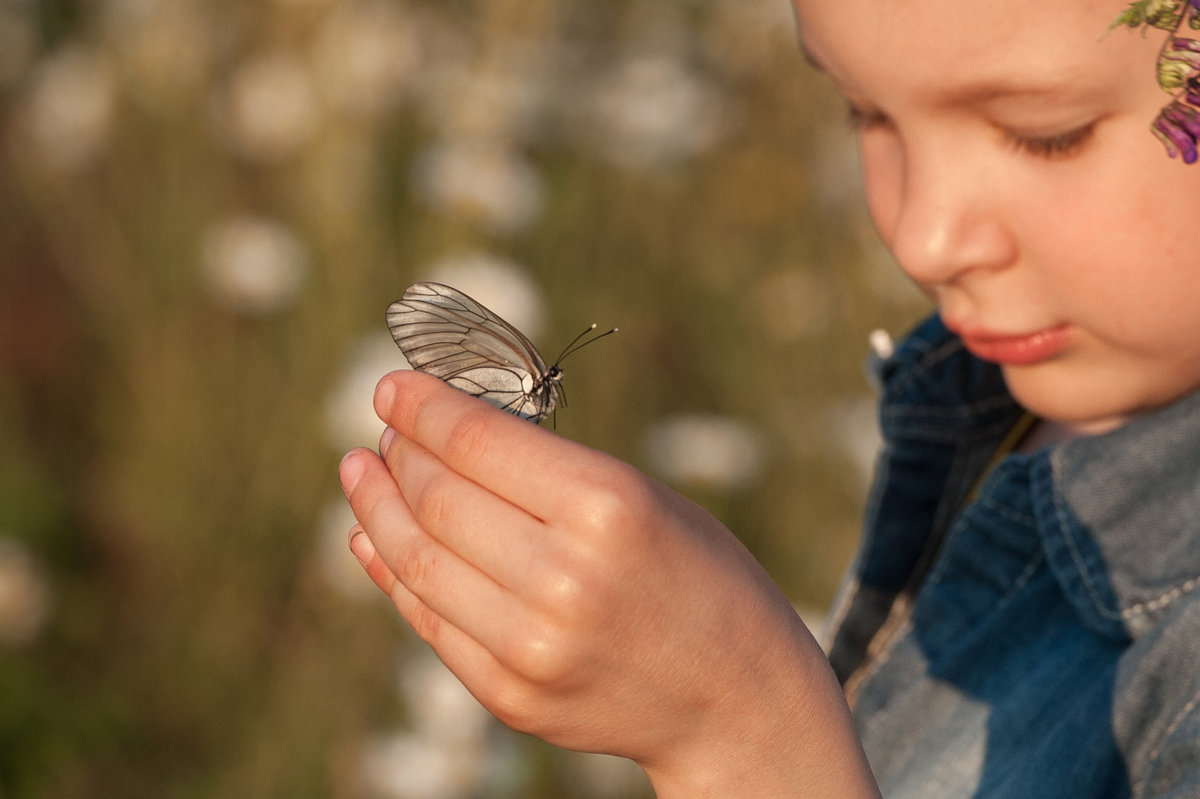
1170, 37, 1200, 56
1153, 120, 1181, 159
1159, 103, 1200, 163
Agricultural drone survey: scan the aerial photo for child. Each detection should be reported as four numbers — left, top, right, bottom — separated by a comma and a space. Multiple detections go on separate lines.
338, 0, 1200, 795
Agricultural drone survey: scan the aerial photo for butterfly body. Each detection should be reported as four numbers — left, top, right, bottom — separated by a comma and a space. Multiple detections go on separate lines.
387, 282, 610, 423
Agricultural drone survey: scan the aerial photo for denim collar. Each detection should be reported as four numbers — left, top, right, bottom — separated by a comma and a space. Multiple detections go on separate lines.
1037, 385, 1200, 641
876, 314, 1200, 643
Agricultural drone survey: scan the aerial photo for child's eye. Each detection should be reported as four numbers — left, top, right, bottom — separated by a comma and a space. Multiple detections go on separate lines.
1007, 123, 1096, 160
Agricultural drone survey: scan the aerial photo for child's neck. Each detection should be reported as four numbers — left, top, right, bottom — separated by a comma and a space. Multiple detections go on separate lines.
1017, 416, 1130, 453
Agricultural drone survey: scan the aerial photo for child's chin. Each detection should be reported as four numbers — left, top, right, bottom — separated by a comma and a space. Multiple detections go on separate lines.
1002, 370, 1136, 440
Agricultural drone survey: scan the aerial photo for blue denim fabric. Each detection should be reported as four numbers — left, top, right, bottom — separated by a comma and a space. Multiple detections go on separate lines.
824, 314, 1200, 798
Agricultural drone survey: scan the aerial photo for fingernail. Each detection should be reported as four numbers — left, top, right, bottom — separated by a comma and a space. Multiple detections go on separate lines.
339, 451, 366, 494
379, 426, 397, 457
348, 526, 374, 566
374, 376, 397, 421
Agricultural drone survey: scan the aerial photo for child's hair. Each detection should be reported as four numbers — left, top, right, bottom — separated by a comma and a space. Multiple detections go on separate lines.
1111, 0, 1200, 162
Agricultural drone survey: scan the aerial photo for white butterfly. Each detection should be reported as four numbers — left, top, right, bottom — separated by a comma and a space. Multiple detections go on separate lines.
387, 282, 616, 423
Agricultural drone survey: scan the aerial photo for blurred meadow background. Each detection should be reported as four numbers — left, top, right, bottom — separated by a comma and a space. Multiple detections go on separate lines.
0, 0, 930, 796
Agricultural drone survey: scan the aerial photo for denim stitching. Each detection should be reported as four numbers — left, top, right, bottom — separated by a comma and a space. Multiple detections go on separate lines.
1140, 685, 1200, 797
977, 495, 1037, 528
1122, 576, 1200, 621
1053, 483, 1125, 622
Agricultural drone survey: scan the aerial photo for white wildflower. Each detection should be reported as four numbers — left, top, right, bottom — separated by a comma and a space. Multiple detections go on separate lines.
397, 653, 492, 745
216, 52, 318, 163
200, 215, 308, 314
312, 2, 421, 118
819, 395, 882, 492
324, 334, 406, 453
23, 46, 117, 172
573, 54, 731, 171
411, 139, 544, 234
417, 43, 552, 144
642, 414, 763, 490
360, 652, 493, 799
360, 731, 484, 799
314, 499, 376, 600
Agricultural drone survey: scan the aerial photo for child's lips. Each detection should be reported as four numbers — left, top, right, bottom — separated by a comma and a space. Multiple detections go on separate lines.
953, 323, 1072, 366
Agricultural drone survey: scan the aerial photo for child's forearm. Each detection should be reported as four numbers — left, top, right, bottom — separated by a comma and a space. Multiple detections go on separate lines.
641, 629, 880, 799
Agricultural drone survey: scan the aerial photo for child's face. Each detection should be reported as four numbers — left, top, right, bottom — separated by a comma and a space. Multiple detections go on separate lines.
793, 0, 1200, 435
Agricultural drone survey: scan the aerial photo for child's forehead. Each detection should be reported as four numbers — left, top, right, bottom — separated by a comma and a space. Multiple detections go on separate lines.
798, 0, 1094, 58
793, 0, 1117, 30
794, 0, 1143, 100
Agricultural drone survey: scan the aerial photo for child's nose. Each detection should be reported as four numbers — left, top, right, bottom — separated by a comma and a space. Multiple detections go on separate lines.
887, 152, 1017, 292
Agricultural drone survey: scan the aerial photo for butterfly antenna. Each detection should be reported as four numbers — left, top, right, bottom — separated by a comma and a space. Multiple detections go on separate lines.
553, 324, 619, 365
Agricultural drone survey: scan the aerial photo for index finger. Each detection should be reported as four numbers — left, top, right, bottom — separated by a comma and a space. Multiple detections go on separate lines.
375, 370, 635, 521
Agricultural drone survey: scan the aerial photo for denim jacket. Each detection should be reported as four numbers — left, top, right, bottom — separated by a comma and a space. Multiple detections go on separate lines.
823, 314, 1200, 798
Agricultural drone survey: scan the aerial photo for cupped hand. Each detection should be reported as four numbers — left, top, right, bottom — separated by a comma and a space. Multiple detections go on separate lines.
338, 370, 878, 798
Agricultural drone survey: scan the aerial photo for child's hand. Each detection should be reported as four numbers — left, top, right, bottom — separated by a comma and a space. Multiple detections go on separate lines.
338, 370, 879, 798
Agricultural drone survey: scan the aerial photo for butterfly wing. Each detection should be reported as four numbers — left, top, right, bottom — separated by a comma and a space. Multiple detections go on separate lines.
387, 282, 558, 422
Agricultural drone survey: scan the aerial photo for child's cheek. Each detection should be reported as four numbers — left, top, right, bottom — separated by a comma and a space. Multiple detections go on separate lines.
857, 134, 903, 248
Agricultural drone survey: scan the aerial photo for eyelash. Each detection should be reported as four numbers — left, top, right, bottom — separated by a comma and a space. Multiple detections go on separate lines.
1006, 124, 1096, 159
844, 105, 887, 132
843, 104, 1097, 161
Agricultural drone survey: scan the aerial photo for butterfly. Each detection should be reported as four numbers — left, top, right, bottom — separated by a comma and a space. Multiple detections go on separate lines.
387, 282, 616, 423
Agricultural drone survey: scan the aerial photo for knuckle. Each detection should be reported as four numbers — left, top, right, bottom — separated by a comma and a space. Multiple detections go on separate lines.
392, 536, 438, 594
386, 372, 424, 434
442, 407, 495, 473
527, 564, 605, 637
408, 468, 452, 531
504, 626, 577, 686
529, 570, 586, 612
405, 597, 444, 643
575, 467, 650, 540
